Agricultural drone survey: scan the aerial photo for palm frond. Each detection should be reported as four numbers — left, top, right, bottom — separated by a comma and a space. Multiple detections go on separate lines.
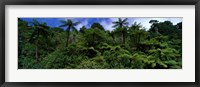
119, 18, 122, 22
124, 22, 129, 25
122, 18, 128, 23
72, 26, 78, 33
112, 21, 119, 24
112, 24, 118, 28
60, 20, 68, 24
73, 22, 80, 26
59, 24, 67, 27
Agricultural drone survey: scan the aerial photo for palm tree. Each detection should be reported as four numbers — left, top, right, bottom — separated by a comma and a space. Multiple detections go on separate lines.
29, 19, 49, 62
112, 18, 129, 28
59, 19, 80, 47
112, 18, 129, 45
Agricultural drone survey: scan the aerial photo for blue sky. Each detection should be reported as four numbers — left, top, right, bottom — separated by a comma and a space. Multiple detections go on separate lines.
21, 18, 182, 31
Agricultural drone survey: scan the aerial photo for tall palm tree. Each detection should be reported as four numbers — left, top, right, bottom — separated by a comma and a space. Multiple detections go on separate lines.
112, 18, 129, 28
59, 19, 80, 47
29, 19, 49, 62
112, 18, 129, 45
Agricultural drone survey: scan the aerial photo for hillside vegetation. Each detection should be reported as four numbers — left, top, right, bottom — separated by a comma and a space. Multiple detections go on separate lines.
18, 18, 182, 69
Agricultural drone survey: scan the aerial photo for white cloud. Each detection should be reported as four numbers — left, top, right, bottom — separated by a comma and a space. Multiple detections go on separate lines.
100, 20, 113, 31
109, 18, 118, 22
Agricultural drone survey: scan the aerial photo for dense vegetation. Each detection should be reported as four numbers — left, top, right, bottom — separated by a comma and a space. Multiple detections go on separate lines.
18, 18, 182, 69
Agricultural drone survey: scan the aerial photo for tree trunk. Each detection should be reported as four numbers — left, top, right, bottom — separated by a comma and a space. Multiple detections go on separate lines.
122, 31, 125, 45
35, 29, 39, 62
66, 30, 70, 47
36, 40, 38, 62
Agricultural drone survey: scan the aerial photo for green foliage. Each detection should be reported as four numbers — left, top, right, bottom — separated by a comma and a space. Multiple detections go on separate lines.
18, 18, 182, 69
91, 22, 105, 30
83, 28, 108, 47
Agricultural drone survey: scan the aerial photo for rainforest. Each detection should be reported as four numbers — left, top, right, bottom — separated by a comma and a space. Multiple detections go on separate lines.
18, 18, 182, 69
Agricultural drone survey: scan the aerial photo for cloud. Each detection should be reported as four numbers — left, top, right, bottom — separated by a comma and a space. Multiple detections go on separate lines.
100, 20, 113, 31
109, 18, 118, 22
